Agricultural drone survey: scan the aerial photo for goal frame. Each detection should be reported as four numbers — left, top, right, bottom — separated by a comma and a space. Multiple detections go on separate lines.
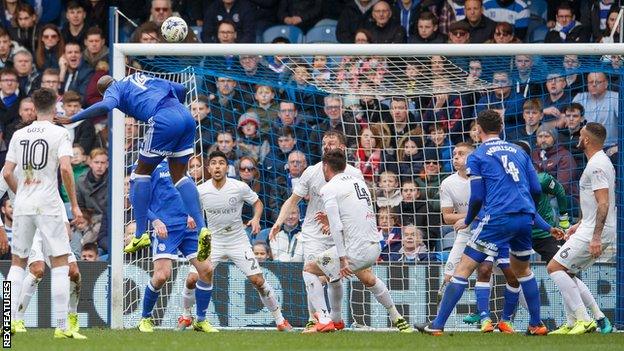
109, 42, 624, 329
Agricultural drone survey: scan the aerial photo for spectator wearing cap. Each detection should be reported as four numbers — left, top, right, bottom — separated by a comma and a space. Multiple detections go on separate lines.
337, 0, 379, 43
482, 0, 530, 40
572, 72, 618, 148
545, 2, 591, 43
458, 0, 496, 43
558, 102, 586, 167
409, 11, 447, 43
447, 20, 471, 43
202, 0, 256, 43
506, 98, 543, 148
542, 73, 572, 125
415, 148, 446, 250
236, 111, 270, 163
363, 0, 407, 43
278, 0, 323, 33
395, 225, 430, 262
531, 124, 578, 198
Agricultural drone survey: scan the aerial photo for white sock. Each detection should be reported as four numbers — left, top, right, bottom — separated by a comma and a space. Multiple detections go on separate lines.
7, 266, 26, 319
306, 295, 315, 322
302, 272, 330, 324
328, 280, 343, 322
518, 288, 527, 310
368, 277, 401, 323
550, 271, 590, 322
51, 266, 70, 330
256, 281, 284, 325
69, 275, 81, 314
182, 286, 195, 316
574, 277, 605, 320
563, 296, 576, 326
16, 273, 41, 320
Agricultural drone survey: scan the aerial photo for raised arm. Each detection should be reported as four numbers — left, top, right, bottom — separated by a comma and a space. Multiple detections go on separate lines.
57, 98, 117, 124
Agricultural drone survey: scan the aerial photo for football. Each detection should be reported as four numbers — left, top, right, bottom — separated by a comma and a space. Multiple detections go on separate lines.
161, 16, 188, 43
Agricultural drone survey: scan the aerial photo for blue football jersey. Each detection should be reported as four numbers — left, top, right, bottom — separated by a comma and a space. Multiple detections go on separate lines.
102, 73, 184, 123
466, 138, 538, 217
132, 160, 188, 227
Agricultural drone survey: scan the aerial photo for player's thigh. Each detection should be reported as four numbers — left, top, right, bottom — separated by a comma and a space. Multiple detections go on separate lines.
553, 235, 603, 275
36, 215, 71, 259
533, 236, 560, 263
508, 214, 535, 260
230, 244, 263, 277
302, 240, 333, 263
315, 246, 341, 282
445, 231, 471, 276
349, 242, 381, 273
27, 231, 45, 267
170, 106, 195, 161
152, 225, 187, 262
12, 215, 40, 259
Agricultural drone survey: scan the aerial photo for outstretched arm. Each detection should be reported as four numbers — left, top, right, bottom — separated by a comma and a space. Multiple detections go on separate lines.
56, 99, 117, 124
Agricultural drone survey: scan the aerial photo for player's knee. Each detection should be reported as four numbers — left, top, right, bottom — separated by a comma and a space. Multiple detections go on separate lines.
186, 272, 199, 288
29, 262, 45, 279
153, 268, 171, 287
249, 274, 265, 289
476, 263, 493, 280
546, 259, 563, 274
502, 269, 519, 287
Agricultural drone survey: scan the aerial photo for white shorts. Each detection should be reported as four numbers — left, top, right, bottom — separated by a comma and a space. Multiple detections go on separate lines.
27, 230, 77, 267
316, 242, 381, 282
444, 230, 502, 276
554, 234, 612, 275
301, 239, 334, 263
189, 235, 262, 277
12, 215, 71, 259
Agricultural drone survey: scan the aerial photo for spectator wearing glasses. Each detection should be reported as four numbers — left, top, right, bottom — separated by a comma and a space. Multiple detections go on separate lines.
9, 3, 39, 54
311, 95, 360, 150
542, 72, 572, 125
217, 20, 238, 44
61, 1, 88, 48
487, 21, 522, 43
202, 0, 256, 43
447, 20, 470, 43
237, 155, 272, 229
363, 0, 406, 43
149, 0, 173, 26
572, 72, 618, 148
545, 2, 591, 43
476, 71, 525, 127
35, 24, 64, 70
458, 0, 496, 43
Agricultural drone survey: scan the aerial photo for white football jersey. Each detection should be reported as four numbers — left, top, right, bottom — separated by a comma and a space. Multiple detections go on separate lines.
6, 121, 72, 216
577, 150, 616, 242
320, 173, 379, 256
293, 162, 363, 242
440, 172, 470, 214
198, 178, 258, 241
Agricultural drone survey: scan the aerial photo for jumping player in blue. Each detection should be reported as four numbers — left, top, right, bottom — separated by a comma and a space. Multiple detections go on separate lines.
416, 110, 564, 336
131, 160, 217, 333
56, 73, 211, 260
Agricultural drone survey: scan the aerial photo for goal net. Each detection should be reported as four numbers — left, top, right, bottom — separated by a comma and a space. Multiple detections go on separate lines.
112, 43, 623, 331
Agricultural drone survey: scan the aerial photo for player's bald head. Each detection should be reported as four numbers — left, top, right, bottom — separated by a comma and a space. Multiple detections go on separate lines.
97, 75, 115, 95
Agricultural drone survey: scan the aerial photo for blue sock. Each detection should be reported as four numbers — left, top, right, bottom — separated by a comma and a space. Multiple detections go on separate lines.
195, 280, 213, 322
518, 273, 541, 326
142, 282, 160, 318
432, 276, 468, 329
475, 281, 491, 321
132, 175, 152, 238
175, 177, 206, 229
502, 284, 521, 321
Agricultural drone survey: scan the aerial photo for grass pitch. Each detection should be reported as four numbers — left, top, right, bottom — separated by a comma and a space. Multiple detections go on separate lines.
8, 329, 624, 351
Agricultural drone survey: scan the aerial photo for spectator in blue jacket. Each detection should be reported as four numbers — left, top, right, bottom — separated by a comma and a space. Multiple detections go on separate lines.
202, 0, 257, 43
59, 41, 94, 99
277, 0, 322, 33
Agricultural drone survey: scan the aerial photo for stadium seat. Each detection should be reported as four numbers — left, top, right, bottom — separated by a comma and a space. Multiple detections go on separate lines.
262, 25, 304, 43
527, 20, 548, 43
191, 26, 203, 42
314, 18, 338, 27
527, 0, 548, 21
305, 25, 337, 43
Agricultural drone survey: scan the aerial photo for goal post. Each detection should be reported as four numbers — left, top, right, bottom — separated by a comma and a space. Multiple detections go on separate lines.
109, 43, 624, 330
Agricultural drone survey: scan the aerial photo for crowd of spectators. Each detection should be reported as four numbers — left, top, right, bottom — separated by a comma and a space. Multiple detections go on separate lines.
0, 0, 619, 265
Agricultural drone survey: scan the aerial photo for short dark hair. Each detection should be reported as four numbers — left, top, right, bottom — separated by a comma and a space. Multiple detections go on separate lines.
276, 126, 295, 138
81, 242, 98, 253
32, 88, 58, 114
86, 26, 104, 39
0, 67, 17, 79
476, 109, 503, 134
513, 140, 531, 155
322, 148, 347, 173
585, 122, 607, 144
418, 11, 439, 26
562, 102, 585, 116
66, 0, 84, 10
322, 130, 346, 146
208, 150, 228, 162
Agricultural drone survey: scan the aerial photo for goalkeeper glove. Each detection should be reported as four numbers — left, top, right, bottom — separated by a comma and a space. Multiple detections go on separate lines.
558, 213, 570, 230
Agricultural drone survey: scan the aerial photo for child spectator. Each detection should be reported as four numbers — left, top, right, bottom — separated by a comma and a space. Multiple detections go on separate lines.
376, 171, 403, 209
236, 111, 270, 163
62, 90, 96, 154
355, 125, 383, 184
269, 206, 303, 262
425, 124, 452, 173
80, 242, 99, 261
505, 98, 543, 148
409, 11, 446, 43
252, 242, 272, 262
312, 55, 331, 82
247, 84, 278, 135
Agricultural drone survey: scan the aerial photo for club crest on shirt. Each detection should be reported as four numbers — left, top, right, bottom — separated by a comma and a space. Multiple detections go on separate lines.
228, 197, 237, 206
320, 256, 331, 266
158, 243, 166, 252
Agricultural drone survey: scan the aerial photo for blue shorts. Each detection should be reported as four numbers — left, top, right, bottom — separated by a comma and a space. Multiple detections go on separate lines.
140, 102, 195, 162
152, 223, 198, 261
465, 213, 534, 262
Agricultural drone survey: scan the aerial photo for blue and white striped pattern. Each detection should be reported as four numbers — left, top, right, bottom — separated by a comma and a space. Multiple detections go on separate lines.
483, 0, 530, 29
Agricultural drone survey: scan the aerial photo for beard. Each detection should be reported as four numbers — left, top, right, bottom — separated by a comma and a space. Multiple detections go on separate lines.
577, 138, 586, 151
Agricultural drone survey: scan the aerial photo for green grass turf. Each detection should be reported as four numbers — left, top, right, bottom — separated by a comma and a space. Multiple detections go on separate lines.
7, 329, 624, 351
